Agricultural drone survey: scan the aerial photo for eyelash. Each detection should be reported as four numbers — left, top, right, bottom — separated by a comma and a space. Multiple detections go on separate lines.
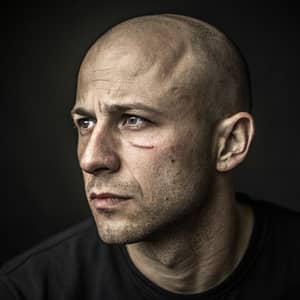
121, 114, 149, 128
74, 114, 150, 130
74, 118, 95, 129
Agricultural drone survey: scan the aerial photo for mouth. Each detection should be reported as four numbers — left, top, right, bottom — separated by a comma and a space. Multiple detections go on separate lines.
89, 192, 131, 212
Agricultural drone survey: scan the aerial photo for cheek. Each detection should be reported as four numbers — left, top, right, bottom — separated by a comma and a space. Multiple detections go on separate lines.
121, 130, 157, 149
77, 138, 86, 161
128, 141, 195, 189
146, 136, 209, 186
128, 127, 203, 174
131, 143, 207, 217
81, 171, 92, 194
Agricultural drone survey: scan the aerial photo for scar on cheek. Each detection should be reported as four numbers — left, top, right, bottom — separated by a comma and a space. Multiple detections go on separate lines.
131, 143, 155, 149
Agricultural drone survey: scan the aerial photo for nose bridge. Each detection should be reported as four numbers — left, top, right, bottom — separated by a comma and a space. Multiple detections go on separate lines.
79, 120, 120, 174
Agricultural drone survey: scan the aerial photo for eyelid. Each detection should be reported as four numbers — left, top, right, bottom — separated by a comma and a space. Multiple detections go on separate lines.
73, 116, 96, 129
73, 115, 95, 121
72, 113, 152, 130
121, 114, 150, 125
122, 113, 150, 121
119, 114, 154, 133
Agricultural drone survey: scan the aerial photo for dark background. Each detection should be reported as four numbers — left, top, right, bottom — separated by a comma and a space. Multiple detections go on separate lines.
1, 1, 299, 265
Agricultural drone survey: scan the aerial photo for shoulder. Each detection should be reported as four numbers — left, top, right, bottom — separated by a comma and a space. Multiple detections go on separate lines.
0, 217, 102, 278
239, 193, 300, 277
249, 194, 300, 230
0, 218, 122, 299
236, 193, 300, 293
258, 197, 300, 251
0, 217, 116, 299
238, 192, 300, 229
238, 192, 300, 263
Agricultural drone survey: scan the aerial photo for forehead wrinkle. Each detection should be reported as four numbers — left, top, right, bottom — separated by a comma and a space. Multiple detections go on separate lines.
77, 65, 200, 116
81, 66, 138, 91
92, 68, 136, 79
78, 30, 208, 116
83, 44, 156, 82
78, 76, 135, 102
81, 22, 195, 86
75, 91, 87, 104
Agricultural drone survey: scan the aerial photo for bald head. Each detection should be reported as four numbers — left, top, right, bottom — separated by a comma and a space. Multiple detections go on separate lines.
78, 14, 251, 124
74, 14, 255, 246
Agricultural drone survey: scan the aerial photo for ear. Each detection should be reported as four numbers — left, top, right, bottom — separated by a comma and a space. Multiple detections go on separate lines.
214, 112, 255, 172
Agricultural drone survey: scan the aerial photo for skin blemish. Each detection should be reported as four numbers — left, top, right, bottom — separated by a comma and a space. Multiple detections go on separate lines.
170, 146, 177, 153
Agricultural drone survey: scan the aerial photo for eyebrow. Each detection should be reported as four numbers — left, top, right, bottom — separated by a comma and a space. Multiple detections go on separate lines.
70, 107, 95, 119
70, 103, 164, 118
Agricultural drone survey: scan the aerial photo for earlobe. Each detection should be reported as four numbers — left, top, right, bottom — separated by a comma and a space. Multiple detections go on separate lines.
215, 112, 255, 172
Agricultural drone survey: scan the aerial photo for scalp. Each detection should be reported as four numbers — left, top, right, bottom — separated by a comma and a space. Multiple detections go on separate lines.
79, 14, 252, 123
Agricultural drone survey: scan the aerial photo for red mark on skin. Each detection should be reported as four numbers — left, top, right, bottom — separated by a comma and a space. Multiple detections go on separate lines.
170, 146, 176, 153
131, 143, 155, 149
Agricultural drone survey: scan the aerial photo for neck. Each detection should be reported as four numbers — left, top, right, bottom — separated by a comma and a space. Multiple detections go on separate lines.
126, 179, 254, 294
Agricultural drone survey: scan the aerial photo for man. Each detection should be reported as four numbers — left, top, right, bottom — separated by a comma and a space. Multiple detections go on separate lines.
0, 13, 299, 299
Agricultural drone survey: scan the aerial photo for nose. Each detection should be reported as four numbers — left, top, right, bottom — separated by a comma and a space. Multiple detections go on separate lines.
78, 124, 121, 175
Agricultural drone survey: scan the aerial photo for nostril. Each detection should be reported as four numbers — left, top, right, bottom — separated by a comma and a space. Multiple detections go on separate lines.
79, 149, 121, 175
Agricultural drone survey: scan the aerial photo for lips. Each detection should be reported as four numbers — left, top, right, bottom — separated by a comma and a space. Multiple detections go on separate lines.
89, 192, 130, 211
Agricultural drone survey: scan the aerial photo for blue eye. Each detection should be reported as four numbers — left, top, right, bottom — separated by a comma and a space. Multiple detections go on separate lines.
121, 115, 148, 129
125, 116, 143, 125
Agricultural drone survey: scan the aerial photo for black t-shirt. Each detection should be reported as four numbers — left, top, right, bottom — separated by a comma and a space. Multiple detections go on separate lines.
0, 193, 299, 299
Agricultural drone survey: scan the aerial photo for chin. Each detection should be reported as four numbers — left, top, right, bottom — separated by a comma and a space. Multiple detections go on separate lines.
97, 228, 144, 245
94, 220, 145, 245
94, 216, 159, 245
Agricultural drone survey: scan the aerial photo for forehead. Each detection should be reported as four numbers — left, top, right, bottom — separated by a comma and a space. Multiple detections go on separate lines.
75, 32, 209, 115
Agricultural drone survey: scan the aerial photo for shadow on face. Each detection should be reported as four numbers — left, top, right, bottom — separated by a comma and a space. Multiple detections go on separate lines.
70, 14, 253, 244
